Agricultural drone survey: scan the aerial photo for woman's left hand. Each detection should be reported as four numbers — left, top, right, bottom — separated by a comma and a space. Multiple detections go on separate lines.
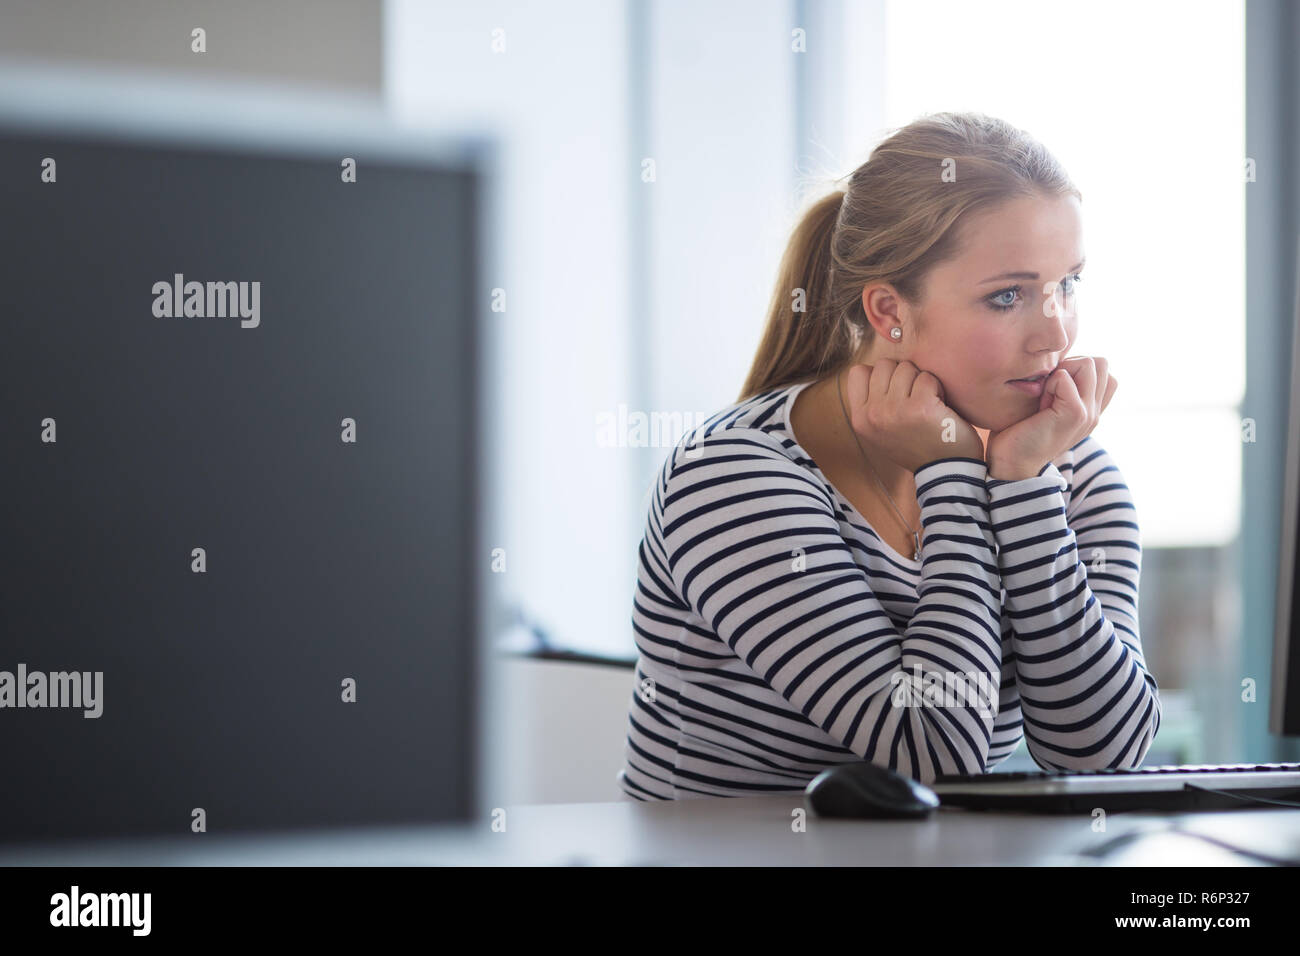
985, 356, 1118, 480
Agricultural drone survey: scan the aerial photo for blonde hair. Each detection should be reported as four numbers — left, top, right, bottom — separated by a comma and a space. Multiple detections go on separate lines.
738, 111, 1081, 401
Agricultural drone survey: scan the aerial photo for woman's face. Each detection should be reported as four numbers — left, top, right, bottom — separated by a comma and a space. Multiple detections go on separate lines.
863, 193, 1084, 432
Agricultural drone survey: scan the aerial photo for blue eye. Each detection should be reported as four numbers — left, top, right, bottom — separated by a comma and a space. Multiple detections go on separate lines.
985, 273, 1083, 313
986, 286, 1021, 311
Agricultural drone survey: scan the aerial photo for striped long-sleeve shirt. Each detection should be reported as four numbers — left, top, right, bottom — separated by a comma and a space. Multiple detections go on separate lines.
616, 380, 1161, 800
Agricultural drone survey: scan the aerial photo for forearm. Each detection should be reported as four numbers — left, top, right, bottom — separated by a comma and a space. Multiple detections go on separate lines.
985, 462, 1160, 769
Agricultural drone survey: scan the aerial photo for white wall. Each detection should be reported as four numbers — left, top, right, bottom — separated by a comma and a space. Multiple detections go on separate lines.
385, 0, 861, 659
493, 657, 638, 805
0, 0, 380, 96
386, 0, 636, 659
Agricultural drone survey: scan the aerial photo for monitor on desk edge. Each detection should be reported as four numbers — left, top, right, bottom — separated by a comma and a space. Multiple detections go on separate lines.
1273, 239, 1300, 738
0, 63, 495, 844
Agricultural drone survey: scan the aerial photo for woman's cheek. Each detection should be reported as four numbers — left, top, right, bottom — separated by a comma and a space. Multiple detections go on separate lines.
961, 338, 1008, 386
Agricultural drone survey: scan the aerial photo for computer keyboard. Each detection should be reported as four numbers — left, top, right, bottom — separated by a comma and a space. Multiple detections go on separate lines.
929, 762, 1300, 813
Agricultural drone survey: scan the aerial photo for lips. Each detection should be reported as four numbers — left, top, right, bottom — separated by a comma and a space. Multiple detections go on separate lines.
1008, 377, 1046, 396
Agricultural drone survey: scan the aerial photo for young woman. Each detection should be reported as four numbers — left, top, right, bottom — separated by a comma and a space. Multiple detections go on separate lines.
617, 112, 1161, 801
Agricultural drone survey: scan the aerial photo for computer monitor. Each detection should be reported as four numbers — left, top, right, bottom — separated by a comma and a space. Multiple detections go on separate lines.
1274, 253, 1300, 738
0, 64, 495, 843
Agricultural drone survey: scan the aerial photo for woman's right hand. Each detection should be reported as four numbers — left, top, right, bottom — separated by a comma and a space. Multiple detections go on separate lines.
843, 359, 984, 473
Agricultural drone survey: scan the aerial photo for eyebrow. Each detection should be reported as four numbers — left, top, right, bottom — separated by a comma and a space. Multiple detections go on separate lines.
979, 257, 1086, 284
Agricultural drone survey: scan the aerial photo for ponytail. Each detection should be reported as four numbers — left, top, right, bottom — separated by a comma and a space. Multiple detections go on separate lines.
737, 190, 850, 402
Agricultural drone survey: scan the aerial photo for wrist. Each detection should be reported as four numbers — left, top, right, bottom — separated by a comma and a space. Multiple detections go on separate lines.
986, 458, 1040, 481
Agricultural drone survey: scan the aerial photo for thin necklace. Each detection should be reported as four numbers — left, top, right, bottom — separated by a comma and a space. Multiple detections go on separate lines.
834, 368, 922, 561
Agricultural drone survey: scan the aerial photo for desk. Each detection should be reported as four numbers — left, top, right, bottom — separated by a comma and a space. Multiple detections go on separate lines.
2, 797, 1298, 866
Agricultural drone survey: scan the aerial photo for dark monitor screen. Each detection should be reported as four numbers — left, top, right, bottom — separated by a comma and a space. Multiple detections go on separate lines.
1274, 269, 1300, 739
0, 86, 485, 844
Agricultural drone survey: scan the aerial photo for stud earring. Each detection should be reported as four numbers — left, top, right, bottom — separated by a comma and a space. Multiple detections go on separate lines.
890, 327, 902, 340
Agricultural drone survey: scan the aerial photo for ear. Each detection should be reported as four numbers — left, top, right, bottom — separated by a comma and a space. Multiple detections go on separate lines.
860, 282, 904, 340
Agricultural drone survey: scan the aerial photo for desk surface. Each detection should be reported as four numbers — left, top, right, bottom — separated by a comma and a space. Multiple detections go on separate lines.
3, 796, 1298, 866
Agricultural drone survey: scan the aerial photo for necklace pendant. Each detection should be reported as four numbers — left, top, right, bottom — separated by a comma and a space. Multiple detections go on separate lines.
912, 532, 921, 561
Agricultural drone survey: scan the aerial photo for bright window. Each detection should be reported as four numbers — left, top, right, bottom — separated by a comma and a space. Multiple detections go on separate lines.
880, 0, 1246, 548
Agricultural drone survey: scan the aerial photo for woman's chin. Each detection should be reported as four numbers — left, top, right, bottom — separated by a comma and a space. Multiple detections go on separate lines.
962, 404, 1036, 433
949, 387, 1042, 432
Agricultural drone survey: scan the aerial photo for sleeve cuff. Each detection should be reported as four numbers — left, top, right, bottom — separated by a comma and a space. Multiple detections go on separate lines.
985, 461, 1068, 495
912, 457, 990, 499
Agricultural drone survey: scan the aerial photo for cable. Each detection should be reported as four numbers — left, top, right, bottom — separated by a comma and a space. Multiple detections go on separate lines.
1182, 783, 1300, 810
1080, 819, 1300, 866
1164, 826, 1300, 867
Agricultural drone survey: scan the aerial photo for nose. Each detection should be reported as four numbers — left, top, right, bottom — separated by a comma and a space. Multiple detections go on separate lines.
1035, 287, 1072, 353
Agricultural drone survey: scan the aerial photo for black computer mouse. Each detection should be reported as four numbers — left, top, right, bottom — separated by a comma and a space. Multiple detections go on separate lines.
805, 761, 940, 819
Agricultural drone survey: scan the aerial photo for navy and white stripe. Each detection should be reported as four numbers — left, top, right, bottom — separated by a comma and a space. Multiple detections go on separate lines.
616, 381, 1160, 800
